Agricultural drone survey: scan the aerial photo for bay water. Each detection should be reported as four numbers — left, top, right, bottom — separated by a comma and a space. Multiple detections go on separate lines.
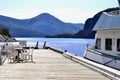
15, 38, 94, 57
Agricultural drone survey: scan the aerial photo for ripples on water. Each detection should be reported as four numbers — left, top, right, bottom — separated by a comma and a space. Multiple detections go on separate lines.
15, 38, 94, 57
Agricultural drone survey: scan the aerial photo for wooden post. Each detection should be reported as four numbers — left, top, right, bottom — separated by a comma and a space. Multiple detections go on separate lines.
43, 42, 46, 49
35, 42, 39, 49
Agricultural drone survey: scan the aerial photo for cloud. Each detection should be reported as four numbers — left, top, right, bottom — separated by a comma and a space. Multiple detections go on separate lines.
0, 8, 97, 23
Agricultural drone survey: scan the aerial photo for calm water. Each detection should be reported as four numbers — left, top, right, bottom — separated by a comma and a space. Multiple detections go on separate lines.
15, 38, 94, 57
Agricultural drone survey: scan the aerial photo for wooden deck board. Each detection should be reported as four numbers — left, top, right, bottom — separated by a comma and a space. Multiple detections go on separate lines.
0, 49, 110, 80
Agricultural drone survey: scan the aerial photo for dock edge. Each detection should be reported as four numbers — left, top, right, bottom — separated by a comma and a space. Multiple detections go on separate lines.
47, 46, 120, 80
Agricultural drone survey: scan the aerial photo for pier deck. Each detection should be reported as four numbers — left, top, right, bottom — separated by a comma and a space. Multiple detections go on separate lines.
0, 49, 110, 80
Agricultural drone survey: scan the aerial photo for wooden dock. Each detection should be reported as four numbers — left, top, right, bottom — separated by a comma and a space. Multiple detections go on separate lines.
0, 49, 110, 80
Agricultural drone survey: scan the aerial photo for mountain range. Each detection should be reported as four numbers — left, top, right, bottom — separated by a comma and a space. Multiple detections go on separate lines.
0, 13, 84, 37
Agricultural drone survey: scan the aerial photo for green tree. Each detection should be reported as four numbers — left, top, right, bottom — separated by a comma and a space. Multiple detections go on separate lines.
0, 28, 11, 37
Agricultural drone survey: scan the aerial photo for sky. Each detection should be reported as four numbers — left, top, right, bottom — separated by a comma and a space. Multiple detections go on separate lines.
0, 0, 119, 23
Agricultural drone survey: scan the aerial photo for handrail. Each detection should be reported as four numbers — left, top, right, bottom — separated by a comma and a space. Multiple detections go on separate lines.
86, 48, 120, 65
86, 49, 120, 60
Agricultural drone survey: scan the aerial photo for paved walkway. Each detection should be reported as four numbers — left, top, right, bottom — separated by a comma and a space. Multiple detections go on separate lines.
0, 49, 110, 80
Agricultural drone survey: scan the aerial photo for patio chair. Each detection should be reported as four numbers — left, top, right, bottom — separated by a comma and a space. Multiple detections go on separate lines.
28, 47, 34, 62
7, 46, 18, 63
22, 47, 34, 62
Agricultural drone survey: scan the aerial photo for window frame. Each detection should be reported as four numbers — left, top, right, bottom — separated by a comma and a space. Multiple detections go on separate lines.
95, 38, 101, 50
117, 39, 120, 52
105, 38, 112, 51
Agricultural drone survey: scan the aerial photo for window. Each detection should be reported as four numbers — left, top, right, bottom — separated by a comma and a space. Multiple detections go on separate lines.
117, 39, 120, 51
105, 38, 112, 51
95, 38, 101, 50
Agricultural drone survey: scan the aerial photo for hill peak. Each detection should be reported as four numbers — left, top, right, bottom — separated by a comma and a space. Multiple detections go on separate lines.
35, 13, 55, 18
39, 13, 51, 16
29, 13, 63, 23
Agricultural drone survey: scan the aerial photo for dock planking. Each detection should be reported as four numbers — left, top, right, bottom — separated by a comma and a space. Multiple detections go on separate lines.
0, 49, 110, 80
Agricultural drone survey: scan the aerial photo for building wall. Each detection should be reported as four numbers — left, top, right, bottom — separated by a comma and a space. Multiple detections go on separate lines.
95, 29, 120, 55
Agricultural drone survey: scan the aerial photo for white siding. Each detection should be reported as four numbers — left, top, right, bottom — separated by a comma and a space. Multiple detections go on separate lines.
95, 30, 120, 55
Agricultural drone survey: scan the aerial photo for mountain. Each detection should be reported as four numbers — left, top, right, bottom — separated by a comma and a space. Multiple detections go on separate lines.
0, 15, 44, 37
66, 23, 84, 30
73, 7, 119, 38
0, 13, 83, 37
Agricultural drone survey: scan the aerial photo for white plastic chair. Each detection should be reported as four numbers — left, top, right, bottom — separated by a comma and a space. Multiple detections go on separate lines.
22, 50, 27, 62
28, 48, 34, 62
22, 47, 34, 62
